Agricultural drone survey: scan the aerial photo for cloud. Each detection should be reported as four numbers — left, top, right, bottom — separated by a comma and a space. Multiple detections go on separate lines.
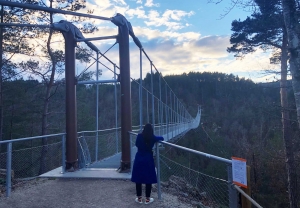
27, 0, 274, 84
125, 35, 230, 75
145, 0, 159, 7
191, 36, 230, 58
111, 0, 127, 5
126, 6, 147, 19
162, 10, 194, 21
75, 21, 273, 83
124, 6, 195, 31
131, 26, 201, 47
143, 9, 195, 31
83, 0, 129, 21
82, 1, 194, 31
123, 34, 275, 83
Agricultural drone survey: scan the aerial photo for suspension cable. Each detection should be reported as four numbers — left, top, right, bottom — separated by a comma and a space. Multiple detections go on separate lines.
77, 41, 118, 78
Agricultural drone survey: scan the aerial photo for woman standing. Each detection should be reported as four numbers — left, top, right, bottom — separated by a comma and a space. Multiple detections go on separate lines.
131, 123, 164, 204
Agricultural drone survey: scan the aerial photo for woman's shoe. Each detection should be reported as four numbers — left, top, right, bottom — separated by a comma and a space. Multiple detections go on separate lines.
145, 198, 154, 205
135, 197, 143, 204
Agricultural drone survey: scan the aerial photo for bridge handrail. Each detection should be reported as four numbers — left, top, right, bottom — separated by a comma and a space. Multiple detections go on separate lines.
0, 133, 66, 144
78, 127, 121, 134
128, 131, 263, 208
159, 140, 232, 164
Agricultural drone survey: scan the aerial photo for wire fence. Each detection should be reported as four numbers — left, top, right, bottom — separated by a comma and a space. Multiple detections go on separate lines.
0, 129, 265, 208
0, 129, 122, 193
0, 135, 64, 180
158, 139, 230, 208
78, 129, 121, 164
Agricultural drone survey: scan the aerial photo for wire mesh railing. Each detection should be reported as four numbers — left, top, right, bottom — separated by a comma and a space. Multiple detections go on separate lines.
78, 128, 121, 164
128, 130, 232, 207
0, 128, 121, 196
0, 133, 66, 196
0, 127, 264, 208
0, 134, 65, 180
158, 142, 230, 208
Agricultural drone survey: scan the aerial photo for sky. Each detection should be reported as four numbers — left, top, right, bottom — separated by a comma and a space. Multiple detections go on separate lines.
44, 0, 279, 82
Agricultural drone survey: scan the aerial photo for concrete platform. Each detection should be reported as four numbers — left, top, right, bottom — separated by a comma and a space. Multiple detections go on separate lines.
40, 167, 131, 180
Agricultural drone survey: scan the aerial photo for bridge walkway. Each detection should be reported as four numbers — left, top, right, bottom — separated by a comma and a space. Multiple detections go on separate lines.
40, 123, 194, 180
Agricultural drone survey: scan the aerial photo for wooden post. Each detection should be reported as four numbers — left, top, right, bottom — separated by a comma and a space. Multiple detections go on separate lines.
241, 165, 251, 208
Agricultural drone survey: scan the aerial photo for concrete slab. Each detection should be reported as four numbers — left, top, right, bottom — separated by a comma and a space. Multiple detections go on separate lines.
40, 167, 131, 180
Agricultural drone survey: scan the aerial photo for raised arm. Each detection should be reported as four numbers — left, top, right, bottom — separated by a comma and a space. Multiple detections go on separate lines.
154, 135, 164, 142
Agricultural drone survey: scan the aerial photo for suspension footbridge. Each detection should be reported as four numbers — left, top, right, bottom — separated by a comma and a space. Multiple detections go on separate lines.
0, 1, 263, 207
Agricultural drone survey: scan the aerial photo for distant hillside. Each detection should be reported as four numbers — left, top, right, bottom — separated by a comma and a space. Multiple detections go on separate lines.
159, 72, 297, 207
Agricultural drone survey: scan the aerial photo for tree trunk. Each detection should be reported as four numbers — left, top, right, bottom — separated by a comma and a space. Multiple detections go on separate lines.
280, 6, 299, 205
39, 2, 56, 174
282, 0, 300, 129
0, 6, 4, 152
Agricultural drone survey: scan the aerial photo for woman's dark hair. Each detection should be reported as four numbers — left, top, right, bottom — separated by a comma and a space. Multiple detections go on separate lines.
142, 123, 154, 146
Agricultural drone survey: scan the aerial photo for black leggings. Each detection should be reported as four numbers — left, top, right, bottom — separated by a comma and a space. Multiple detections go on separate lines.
136, 183, 152, 197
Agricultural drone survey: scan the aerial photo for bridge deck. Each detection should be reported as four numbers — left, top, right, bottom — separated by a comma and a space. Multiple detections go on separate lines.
40, 167, 132, 179
40, 121, 199, 179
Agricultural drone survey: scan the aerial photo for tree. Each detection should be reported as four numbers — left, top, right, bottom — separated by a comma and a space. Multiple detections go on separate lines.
227, 0, 298, 206
281, 0, 300, 128
1, 0, 97, 173
280, 0, 300, 206
0, 1, 37, 149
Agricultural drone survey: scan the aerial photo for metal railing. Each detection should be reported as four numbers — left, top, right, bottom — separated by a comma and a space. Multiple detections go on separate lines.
0, 133, 66, 197
155, 140, 263, 208
0, 126, 263, 208
129, 131, 263, 208
0, 127, 121, 197
156, 140, 234, 208
77, 128, 121, 164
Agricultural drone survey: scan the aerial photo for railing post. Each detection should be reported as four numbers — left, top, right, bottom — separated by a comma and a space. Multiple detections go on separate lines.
62, 135, 66, 174
130, 133, 133, 174
159, 74, 162, 136
114, 64, 119, 153
96, 52, 99, 162
150, 62, 155, 128
6, 142, 12, 197
227, 164, 238, 208
165, 85, 168, 140
139, 48, 143, 131
156, 142, 161, 199
147, 92, 149, 123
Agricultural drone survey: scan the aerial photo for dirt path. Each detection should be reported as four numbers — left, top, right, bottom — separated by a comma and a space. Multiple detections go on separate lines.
0, 178, 194, 208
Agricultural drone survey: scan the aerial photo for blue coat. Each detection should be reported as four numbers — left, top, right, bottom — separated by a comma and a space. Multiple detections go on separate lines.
131, 134, 164, 184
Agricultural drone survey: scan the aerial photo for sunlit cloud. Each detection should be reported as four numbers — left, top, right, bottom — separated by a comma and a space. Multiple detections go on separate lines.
143, 9, 194, 31
83, 0, 129, 20
145, 0, 159, 7
133, 26, 201, 43
162, 10, 194, 21
111, 0, 127, 5
126, 6, 147, 19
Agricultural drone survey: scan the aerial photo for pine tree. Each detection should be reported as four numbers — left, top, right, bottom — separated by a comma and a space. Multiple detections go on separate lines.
227, 0, 298, 206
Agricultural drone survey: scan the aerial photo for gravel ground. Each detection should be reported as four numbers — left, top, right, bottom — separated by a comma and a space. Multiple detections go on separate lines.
0, 178, 195, 208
